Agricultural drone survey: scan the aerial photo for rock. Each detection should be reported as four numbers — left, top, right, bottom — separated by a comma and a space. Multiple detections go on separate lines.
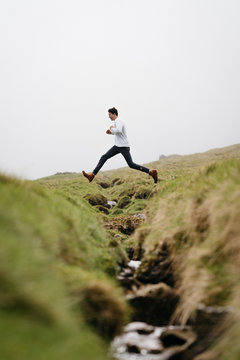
124, 322, 155, 333
107, 200, 117, 207
133, 213, 146, 221
117, 265, 141, 290
111, 322, 164, 358
128, 260, 141, 270
111, 322, 197, 360
120, 267, 133, 278
127, 283, 180, 326
111, 323, 197, 360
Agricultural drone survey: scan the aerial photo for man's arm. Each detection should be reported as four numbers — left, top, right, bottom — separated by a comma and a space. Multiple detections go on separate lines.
110, 120, 123, 135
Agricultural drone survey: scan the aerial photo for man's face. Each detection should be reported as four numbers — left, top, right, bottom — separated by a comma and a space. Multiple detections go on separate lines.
108, 112, 117, 121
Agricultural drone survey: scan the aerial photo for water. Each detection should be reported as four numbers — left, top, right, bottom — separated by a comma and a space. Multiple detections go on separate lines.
128, 260, 141, 270
111, 322, 194, 360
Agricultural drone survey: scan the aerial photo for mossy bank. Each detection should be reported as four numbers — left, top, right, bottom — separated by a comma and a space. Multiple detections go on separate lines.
0, 174, 128, 360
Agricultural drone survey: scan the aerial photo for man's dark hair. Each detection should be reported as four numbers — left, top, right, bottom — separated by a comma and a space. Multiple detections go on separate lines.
108, 107, 118, 116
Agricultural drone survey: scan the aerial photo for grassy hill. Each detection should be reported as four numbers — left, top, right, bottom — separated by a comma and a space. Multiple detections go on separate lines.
0, 143, 240, 359
0, 174, 127, 360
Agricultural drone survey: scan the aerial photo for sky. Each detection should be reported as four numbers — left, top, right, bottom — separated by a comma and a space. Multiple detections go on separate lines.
0, 0, 240, 180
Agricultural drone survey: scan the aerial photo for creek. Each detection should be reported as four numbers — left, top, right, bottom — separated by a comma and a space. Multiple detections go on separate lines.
110, 256, 231, 360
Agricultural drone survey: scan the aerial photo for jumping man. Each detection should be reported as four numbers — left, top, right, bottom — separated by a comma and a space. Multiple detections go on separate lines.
82, 107, 158, 183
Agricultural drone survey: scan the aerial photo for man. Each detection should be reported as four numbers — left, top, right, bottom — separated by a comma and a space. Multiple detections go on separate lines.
82, 107, 158, 183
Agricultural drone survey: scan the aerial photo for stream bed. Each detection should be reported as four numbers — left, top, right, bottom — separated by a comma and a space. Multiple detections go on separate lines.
110, 255, 232, 360
111, 321, 196, 360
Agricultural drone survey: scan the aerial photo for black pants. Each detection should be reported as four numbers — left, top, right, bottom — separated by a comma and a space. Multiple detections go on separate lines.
93, 146, 150, 176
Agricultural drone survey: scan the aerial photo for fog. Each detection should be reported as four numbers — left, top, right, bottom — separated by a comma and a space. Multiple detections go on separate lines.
0, 0, 240, 179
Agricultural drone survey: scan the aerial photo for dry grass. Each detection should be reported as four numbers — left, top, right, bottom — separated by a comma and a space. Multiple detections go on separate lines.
130, 158, 240, 326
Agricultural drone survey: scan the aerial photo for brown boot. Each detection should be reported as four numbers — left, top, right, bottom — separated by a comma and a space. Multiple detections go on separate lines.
82, 170, 95, 183
149, 169, 158, 183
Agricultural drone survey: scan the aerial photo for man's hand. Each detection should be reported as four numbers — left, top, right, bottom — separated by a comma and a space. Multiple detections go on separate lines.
110, 125, 114, 129
106, 129, 111, 134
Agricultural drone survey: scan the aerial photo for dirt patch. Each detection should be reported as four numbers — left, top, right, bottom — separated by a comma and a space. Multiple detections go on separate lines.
97, 181, 111, 189
105, 215, 145, 235
127, 283, 180, 326
84, 193, 108, 207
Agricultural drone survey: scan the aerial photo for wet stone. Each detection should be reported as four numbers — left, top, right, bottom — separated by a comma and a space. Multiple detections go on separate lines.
117, 261, 142, 290
112, 322, 164, 358
108, 200, 117, 207
120, 267, 133, 277
128, 260, 141, 270
124, 322, 155, 334
133, 213, 147, 221
111, 322, 196, 360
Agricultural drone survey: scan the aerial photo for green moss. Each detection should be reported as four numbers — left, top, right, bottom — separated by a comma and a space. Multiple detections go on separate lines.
0, 310, 107, 360
0, 175, 126, 359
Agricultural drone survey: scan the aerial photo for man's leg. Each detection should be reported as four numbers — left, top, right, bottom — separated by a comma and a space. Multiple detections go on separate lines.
119, 147, 150, 173
120, 147, 158, 183
92, 146, 120, 175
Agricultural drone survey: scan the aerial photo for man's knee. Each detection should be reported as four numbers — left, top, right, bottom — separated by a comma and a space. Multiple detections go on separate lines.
127, 161, 135, 169
100, 154, 107, 162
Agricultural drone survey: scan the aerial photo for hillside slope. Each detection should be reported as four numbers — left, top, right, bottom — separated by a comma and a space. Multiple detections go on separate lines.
0, 174, 127, 360
1, 143, 240, 359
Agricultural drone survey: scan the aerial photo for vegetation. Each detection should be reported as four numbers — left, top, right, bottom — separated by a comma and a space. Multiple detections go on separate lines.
0, 143, 240, 359
0, 174, 127, 360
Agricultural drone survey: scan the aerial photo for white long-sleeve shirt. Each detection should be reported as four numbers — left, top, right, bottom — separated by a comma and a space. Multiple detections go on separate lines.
110, 118, 130, 147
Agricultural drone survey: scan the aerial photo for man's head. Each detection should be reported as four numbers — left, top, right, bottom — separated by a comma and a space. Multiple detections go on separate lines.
108, 107, 118, 121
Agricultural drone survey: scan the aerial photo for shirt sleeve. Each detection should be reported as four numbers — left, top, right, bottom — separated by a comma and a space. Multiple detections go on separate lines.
110, 120, 123, 135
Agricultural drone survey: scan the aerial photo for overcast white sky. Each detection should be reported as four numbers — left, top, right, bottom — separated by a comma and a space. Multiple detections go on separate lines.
0, 0, 240, 180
